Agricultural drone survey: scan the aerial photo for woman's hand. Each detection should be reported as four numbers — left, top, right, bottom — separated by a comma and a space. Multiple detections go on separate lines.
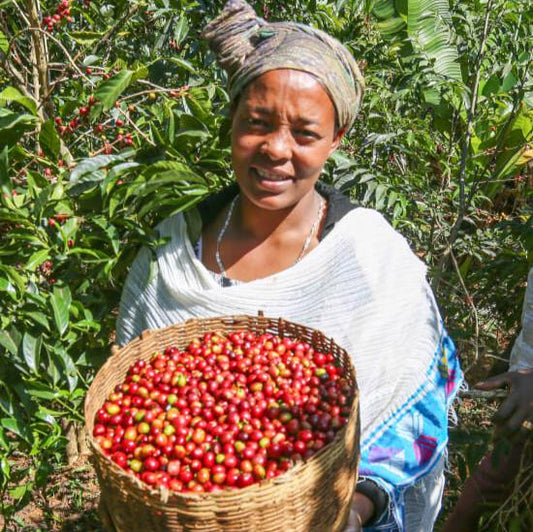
475, 369, 533, 438
344, 492, 375, 531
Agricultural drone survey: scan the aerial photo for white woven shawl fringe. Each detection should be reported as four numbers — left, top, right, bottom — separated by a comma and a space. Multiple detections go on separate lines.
117, 208, 443, 444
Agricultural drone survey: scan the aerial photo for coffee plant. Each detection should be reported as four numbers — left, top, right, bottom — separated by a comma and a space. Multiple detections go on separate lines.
0, 0, 531, 528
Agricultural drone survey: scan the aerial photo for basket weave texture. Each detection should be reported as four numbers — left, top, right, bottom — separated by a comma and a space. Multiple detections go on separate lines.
85, 314, 360, 532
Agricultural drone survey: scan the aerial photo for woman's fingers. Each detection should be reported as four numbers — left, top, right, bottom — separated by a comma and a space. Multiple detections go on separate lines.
493, 395, 518, 426
506, 406, 531, 437
475, 372, 511, 390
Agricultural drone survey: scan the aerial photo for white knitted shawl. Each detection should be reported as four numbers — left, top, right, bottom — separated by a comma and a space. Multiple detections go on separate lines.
116, 208, 443, 445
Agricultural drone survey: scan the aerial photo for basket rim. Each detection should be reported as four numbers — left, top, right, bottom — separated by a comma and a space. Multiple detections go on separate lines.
84, 313, 359, 501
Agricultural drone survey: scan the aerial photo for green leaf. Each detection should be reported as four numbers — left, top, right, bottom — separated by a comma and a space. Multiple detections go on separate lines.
26, 383, 59, 400
92, 217, 120, 255
69, 31, 105, 45
49, 286, 71, 336
0, 145, 11, 195
21, 332, 41, 374
132, 65, 149, 83
0, 87, 38, 116
0, 457, 10, 485
137, 194, 202, 219
52, 346, 78, 392
9, 483, 31, 500
167, 57, 196, 73
24, 311, 50, 331
0, 330, 18, 355
25, 249, 49, 272
70, 152, 132, 185
377, 16, 406, 36
0, 30, 8, 54
1, 417, 30, 442
0, 108, 38, 148
34, 407, 56, 425
39, 119, 60, 159
173, 17, 189, 46
0, 426, 8, 451
373, 0, 397, 19
407, 0, 462, 81
91, 70, 133, 117
143, 160, 203, 182
0, 277, 16, 300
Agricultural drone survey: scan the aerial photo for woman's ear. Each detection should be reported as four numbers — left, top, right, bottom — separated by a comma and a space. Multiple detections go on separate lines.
328, 127, 346, 156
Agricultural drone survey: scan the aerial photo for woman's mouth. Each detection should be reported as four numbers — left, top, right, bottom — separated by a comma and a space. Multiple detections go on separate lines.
251, 167, 293, 192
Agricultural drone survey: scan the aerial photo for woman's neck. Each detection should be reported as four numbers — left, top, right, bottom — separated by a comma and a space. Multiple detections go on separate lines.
234, 189, 320, 242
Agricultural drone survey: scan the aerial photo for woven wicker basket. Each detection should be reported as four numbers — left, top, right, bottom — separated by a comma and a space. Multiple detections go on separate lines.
85, 314, 360, 532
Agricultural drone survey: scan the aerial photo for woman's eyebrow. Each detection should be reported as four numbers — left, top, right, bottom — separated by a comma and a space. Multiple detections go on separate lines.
245, 106, 271, 115
246, 106, 319, 125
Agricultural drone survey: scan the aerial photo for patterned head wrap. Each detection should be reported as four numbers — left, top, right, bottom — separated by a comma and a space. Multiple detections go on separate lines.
203, 0, 365, 131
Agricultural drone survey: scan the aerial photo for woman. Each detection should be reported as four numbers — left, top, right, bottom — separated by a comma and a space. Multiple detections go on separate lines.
117, 1, 462, 529
443, 267, 533, 531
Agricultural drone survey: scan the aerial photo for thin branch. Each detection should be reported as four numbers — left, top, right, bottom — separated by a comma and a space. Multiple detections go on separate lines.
118, 107, 155, 147
458, 389, 508, 399
432, 0, 495, 289
43, 3, 142, 102
450, 249, 480, 371
0, 52, 33, 98
23, 0, 53, 120
22, 27, 96, 110
467, 58, 532, 204
91, 2, 142, 56
12, 0, 31, 26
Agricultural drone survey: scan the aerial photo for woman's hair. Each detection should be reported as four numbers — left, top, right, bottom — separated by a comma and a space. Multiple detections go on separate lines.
203, 0, 364, 132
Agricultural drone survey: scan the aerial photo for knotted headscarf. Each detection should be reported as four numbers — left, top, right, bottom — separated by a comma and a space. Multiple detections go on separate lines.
203, 0, 365, 131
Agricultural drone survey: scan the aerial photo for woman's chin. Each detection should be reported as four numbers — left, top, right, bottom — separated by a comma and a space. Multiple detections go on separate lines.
244, 193, 291, 211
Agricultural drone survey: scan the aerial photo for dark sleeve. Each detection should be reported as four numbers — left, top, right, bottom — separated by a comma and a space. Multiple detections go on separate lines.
356, 478, 390, 526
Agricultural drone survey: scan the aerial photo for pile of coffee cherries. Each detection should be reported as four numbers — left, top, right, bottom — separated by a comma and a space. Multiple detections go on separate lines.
93, 330, 353, 493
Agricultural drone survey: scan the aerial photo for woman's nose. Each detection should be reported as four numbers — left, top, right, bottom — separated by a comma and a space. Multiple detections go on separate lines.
261, 128, 293, 160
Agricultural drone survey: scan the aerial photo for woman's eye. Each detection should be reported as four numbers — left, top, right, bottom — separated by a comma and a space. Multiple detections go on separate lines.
248, 118, 268, 127
295, 129, 318, 139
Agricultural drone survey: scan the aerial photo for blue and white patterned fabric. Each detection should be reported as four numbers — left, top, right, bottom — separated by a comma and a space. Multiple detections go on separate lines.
360, 331, 462, 530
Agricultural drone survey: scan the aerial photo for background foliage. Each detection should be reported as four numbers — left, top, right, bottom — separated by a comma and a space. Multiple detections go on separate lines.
0, 0, 531, 528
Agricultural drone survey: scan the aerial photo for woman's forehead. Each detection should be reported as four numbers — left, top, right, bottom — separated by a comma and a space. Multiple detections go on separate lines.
239, 70, 336, 122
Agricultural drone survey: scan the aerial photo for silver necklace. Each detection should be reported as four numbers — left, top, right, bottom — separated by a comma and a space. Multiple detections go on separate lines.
215, 193, 326, 280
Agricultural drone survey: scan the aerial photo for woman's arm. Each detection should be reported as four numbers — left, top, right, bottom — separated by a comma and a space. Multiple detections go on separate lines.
351, 492, 375, 527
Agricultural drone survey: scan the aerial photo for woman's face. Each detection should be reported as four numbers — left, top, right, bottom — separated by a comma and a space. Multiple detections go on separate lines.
231, 69, 343, 211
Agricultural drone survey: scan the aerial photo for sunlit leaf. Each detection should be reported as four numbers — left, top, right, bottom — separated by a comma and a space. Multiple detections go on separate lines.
39, 119, 61, 159
0, 330, 18, 355
49, 286, 71, 336
0, 87, 38, 116
69, 152, 133, 185
91, 70, 133, 118
25, 249, 49, 272
1, 418, 30, 442
69, 31, 105, 45
173, 17, 189, 46
21, 332, 41, 373
0, 109, 37, 148
0, 30, 8, 54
